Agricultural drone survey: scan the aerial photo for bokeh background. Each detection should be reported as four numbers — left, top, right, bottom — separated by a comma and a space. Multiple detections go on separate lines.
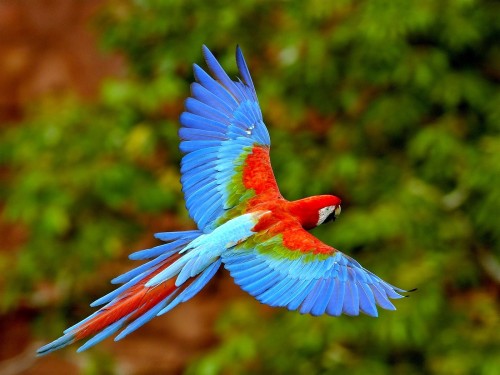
0, 0, 498, 374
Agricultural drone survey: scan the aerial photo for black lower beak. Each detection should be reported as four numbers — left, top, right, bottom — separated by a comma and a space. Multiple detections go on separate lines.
325, 213, 336, 223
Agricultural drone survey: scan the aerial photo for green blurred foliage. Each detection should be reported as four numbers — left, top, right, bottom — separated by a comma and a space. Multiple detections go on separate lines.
1, 0, 499, 374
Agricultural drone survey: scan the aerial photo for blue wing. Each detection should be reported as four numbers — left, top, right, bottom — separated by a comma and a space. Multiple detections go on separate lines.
179, 45, 274, 232
222, 221, 407, 317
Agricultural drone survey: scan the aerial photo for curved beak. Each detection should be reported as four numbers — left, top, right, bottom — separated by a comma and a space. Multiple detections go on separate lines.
325, 205, 341, 223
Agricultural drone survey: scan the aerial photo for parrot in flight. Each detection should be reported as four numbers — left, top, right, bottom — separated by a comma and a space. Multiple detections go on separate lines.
38, 46, 408, 356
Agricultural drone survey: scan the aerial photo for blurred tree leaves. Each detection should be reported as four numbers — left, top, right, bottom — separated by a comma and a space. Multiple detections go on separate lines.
0, 93, 183, 309
0, 0, 498, 374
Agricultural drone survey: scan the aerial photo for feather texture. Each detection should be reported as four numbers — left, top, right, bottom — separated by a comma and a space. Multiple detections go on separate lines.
179, 45, 277, 232
37, 45, 410, 357
37, 211, 265, 356
222, 218, 406, 317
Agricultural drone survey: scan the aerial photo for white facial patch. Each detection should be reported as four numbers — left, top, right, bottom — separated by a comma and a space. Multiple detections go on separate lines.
317, 205, 337, 226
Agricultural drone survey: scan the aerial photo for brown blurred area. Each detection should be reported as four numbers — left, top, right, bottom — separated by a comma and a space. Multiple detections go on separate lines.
0, 0, 122, 123
0, 1, 243, 374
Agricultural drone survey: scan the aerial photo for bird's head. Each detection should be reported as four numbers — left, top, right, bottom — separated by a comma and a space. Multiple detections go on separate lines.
288, 195, 342, 230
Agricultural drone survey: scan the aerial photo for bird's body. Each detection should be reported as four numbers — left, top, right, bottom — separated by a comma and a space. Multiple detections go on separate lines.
38, 46, 407, 356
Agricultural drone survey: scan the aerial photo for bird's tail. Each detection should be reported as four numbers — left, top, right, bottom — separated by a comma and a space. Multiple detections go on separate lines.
37, 229, 220, 355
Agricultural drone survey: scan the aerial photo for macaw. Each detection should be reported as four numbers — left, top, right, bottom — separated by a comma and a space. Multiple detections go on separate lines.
38, 46, 408, 356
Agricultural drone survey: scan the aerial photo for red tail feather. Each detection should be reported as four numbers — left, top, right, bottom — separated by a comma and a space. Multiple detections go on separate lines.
73, 253, 183, 341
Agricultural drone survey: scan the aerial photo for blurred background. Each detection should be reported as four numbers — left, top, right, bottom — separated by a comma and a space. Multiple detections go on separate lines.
0, 0, 498, 374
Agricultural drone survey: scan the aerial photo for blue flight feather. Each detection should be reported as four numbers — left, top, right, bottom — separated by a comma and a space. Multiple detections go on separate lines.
184, 97, 229, 123
193, 64, 239, 106
235, 46, 256, 96
179, 127, 226, 141
248, 272, 285, 296
258, 276, 294, 305
300, 279, 326, 315
191, 83, 233, 114
326, 279, 346, 316
180, 111, 227, 132
311, 278, 335, 316
111, 250, 174, 284
202, 45, 242, 98
287, 280, 317, 311
180, 140, 222, 153
342, 281, 360, 316
370, 284, 397, 310
154, 230, 200, 242
357, 282, 378, 317
129, 239, 187, 261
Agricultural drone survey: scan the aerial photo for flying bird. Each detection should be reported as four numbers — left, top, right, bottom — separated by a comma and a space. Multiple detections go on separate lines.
38, 46, 408, 355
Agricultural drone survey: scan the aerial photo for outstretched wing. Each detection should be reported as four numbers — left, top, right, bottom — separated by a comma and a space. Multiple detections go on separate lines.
179, 46, 281, 233
222, 218, 406, 317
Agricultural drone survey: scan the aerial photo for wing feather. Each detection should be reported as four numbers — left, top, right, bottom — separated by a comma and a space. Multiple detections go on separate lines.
222, 219, 406, 317
180, 46, 279, 232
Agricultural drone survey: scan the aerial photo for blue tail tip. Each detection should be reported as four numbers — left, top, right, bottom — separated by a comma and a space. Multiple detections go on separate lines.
36, 333, 75, 357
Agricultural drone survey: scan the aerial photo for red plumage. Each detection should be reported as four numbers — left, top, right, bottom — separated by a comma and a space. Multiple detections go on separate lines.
74, 254, 183, 341
239, 145, 341, 255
